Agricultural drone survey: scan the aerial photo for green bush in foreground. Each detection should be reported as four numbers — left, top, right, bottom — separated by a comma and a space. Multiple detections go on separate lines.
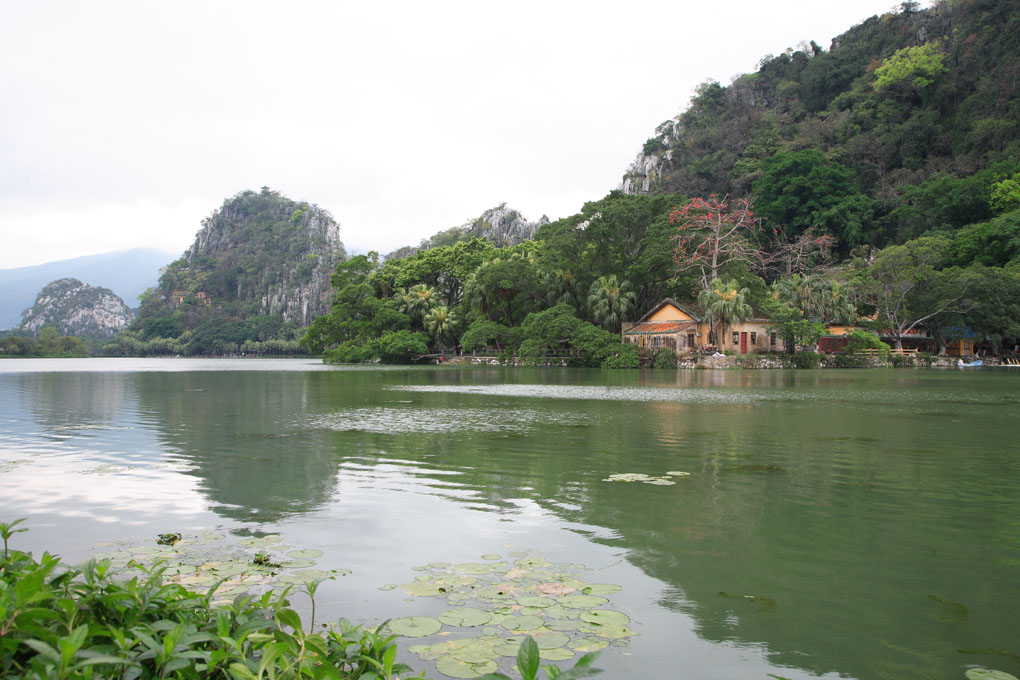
0, 517, 417, 679
0, 521, 601, 679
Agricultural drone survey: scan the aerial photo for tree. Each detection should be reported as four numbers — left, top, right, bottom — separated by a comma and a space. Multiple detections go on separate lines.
753, 150, 874, 252
671, 195, 761, 291
854, 236, 965, 349
424, 305, 458, 350
464, 252, 543, 327
873, 42, 946, 95
586, 275, 637, 331
697, 279, 752, 347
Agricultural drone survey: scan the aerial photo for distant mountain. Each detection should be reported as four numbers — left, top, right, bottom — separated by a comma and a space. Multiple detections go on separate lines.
0, 248, 174, 329
385, 204, 548, 260
18, 278, 135, 339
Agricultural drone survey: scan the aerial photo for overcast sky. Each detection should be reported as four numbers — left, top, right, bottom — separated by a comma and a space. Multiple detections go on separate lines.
0, 1, 918, 269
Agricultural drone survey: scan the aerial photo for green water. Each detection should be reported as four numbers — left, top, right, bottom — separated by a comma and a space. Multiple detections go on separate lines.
1, 359, 1019, 680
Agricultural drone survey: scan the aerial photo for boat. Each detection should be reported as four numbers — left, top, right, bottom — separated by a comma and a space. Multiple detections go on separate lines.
957, 359, 983, 367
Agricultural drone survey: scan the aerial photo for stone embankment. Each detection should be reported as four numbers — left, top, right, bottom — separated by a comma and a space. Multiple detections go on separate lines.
444, 353, 993, 369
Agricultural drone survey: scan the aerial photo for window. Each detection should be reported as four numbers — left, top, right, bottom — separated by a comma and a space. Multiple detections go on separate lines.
770, 333, 777, 346
750, 332, 757, 345
732, 331, 739, 345
687, 333, 695, 348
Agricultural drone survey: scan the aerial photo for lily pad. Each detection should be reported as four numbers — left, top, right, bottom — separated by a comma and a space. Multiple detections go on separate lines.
386, 616, 442, 637
439, 607, 492, 627
517, 596, 554, 608
581, 584, 622, 596
448, 638, 498, 664
532, 632, 569, 649
402, 581, 449, 597
492, 637, 526, 656
238, 535, 282, 548
500, 615, 544, 632
282, 558, 316, 568
538, 648, 575, 661
435, 655, 497, 679
452, 563, 493, 574
378, 584, 397, 591
557, 595, 609, 609
429, 562, 452, 569
569, 637, 609, 652
966, 671, 1020, 680
666, 471, 691, 477
546, 619, 584, 632
276, 569, 329, 584
591, 624, 635, 639
580, 609, 630, 627
480, 554, 502, 561
287, 549, 323, 559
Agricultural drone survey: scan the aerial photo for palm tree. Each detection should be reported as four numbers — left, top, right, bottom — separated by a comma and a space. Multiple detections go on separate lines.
587, 275, 637, 331
545, 269, 579, 309
697, 279, 752, 348
407, 284, 437, 326
424, 305, 457, 350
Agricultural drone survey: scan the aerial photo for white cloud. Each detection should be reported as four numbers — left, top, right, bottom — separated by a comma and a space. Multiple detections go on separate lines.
0, 0, 918, 268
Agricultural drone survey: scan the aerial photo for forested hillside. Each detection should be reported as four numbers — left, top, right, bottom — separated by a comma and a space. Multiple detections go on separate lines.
622, 0, 1020, 253
305, 0, 1020, 365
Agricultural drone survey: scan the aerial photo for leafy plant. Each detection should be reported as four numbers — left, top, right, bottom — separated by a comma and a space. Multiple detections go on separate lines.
477, 635, 602, 680
156, 532, 182, 546
0, 520, 423, 679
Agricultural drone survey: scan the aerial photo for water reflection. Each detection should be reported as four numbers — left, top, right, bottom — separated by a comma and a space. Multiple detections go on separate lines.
131, 372, 340, 522
2, 363, 1019, 680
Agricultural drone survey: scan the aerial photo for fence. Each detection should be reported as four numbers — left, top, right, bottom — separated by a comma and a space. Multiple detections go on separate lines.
857, 347, 918, 356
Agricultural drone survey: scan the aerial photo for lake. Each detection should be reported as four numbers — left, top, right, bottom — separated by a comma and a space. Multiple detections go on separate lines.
1, 358, 1018, 680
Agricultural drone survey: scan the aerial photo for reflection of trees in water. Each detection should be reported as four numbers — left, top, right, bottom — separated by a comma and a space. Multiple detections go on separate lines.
132, 372, 340, 522
334, 370, 1020, 680
18, 372, 132, 429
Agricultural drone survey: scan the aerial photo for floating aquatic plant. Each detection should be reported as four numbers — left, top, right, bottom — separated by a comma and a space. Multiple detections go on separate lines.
965, 670, 1020, 680
382, 550, 633, 678
156, 532, 181, 546
90, 530, 346, 603
602, 471, 692, 485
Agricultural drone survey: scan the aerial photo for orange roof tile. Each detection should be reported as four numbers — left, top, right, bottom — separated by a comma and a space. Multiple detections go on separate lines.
624, 321, 696, 334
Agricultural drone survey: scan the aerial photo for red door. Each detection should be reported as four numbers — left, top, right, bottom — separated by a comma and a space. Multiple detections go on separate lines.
740, 332, 748, 354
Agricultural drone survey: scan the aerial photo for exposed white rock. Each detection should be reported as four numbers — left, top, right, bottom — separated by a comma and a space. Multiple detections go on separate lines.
19, 278, 134, 339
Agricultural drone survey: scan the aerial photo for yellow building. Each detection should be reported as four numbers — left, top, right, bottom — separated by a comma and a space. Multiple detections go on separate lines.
622, 299, 785, 355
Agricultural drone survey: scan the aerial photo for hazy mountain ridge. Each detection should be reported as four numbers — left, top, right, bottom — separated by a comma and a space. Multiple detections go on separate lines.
0, 248, 172, 330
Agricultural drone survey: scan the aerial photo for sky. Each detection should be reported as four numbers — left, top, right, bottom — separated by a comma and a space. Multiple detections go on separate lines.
0, 1, 921, 269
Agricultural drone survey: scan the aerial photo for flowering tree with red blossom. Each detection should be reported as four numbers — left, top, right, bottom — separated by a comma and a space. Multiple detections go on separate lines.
670, 195, 761, 291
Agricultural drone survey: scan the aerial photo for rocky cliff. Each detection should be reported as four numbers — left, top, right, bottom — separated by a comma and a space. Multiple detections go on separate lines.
386, 204, 548, 260
19, 278, 134, 339
158, 188, 346, 325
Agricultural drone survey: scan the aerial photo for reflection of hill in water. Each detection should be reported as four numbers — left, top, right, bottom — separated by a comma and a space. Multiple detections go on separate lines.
132, 372, 340, 522
333, 369, 1020, 680
19, 372, 132, 429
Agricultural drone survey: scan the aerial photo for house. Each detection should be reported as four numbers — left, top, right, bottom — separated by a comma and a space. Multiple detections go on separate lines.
944, 327, 977, 357
818, 322, 938, 353
169, 290, 211, 308
621, 299, 701, 353
622, 299, 786, 356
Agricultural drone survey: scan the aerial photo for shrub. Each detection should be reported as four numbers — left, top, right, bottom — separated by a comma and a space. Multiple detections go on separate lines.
652, 346, 678, 368
791, 351, 821, 369
0, 520, 422, 680
842, 328, 890, 355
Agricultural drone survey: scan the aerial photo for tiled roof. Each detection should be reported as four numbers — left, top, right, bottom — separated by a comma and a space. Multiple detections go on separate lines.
624, 321, 696, 335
